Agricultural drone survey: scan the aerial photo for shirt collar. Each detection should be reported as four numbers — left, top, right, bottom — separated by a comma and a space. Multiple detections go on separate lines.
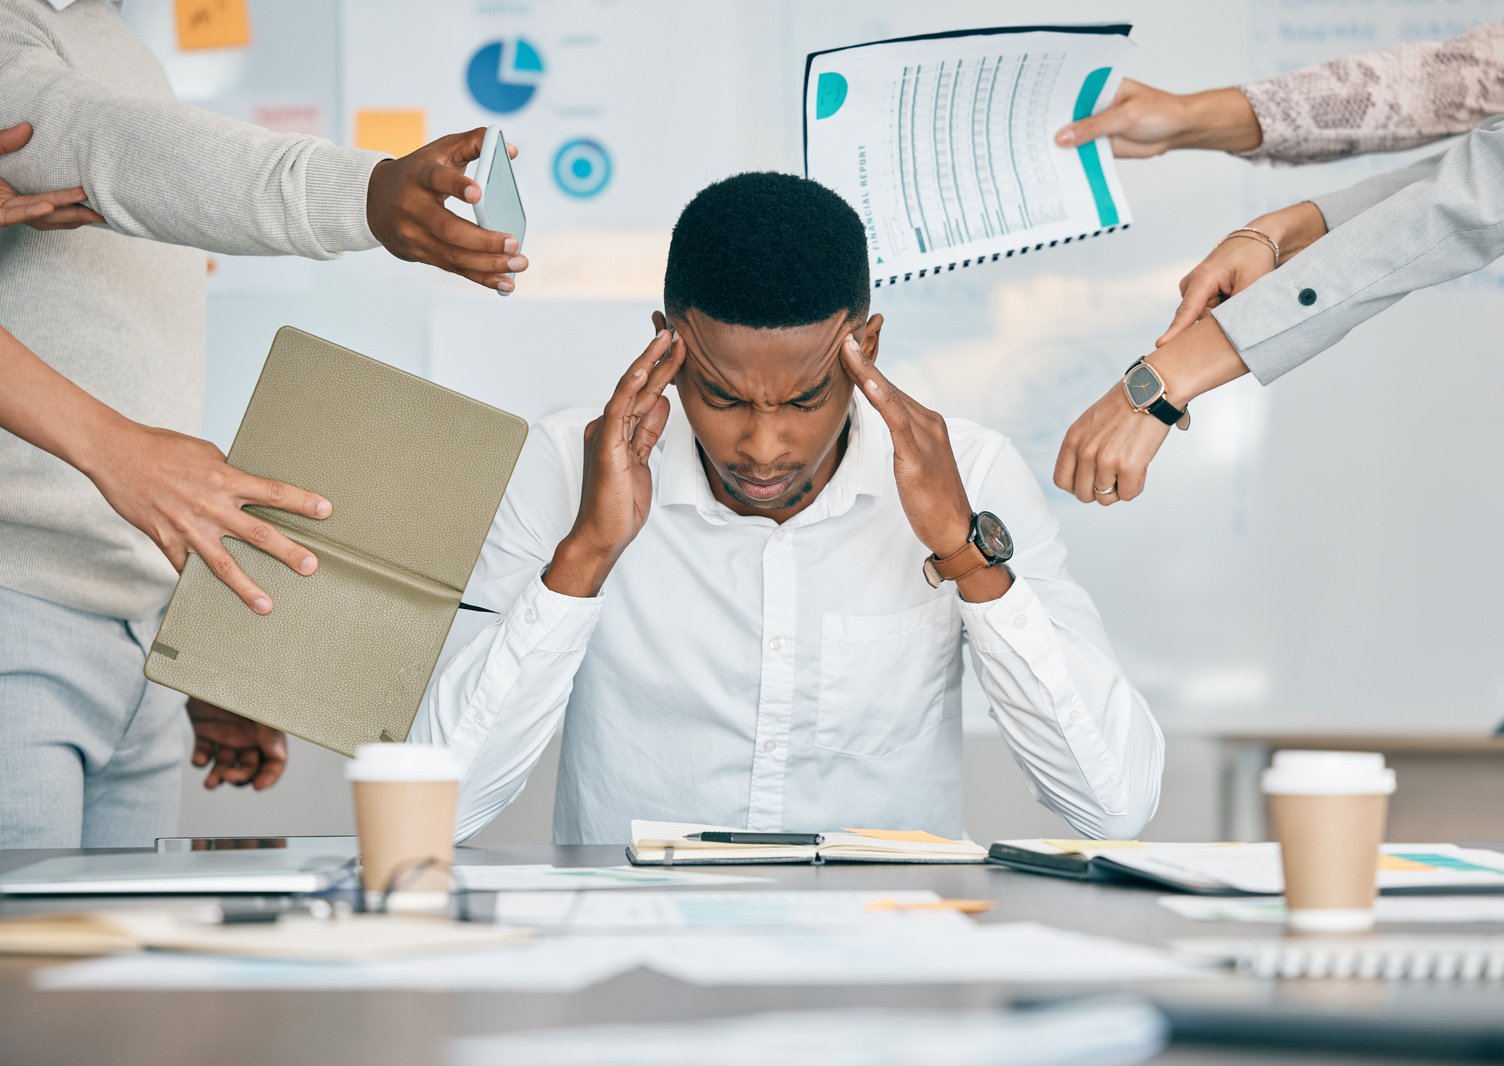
47, 0, 122, 9
656, 388, 889, 526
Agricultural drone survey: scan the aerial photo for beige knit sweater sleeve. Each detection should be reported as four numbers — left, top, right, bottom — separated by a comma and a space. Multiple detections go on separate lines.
1239, 21, 1504, 165
0, 0, 386, 258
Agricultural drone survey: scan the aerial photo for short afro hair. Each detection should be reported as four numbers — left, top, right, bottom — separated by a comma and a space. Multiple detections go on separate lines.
663, 171, 870, 330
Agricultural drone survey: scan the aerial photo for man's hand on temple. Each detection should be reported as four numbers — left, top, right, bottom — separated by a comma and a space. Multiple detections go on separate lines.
366, 128, 529, 292
839, 326, 972, 557
0, 123, 105, 230
546, 328, 685, 598
186, 698, 288, 790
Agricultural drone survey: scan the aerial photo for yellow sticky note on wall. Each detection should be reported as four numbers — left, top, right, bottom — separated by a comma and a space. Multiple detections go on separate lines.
174, 0, 251, 51
354, 110, 426, 158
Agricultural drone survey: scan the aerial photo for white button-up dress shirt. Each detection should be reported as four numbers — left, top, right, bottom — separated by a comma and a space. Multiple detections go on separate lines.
414, 393, 1163, 844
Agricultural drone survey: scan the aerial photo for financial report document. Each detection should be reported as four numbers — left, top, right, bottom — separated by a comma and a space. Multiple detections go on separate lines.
804, 24, 1135, 287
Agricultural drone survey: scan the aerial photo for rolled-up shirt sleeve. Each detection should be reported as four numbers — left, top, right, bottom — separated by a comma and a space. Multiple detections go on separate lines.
955, 433, 1164, 840
1212, 115, 1504, 384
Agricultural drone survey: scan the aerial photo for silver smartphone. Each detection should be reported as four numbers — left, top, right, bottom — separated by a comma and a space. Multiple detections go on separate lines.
473, 124, 526, 292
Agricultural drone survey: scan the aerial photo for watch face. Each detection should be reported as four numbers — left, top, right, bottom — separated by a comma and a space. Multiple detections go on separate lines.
974, 511, 1013, 563
1123, 364, 1164, 409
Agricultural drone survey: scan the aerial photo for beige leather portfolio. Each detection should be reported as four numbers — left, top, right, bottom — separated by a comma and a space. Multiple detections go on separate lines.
145, 327, 527, 756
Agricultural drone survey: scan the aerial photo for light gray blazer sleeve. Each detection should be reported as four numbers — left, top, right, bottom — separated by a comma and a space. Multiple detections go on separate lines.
1211, 115, 1504, 385
0, 4, 386, 258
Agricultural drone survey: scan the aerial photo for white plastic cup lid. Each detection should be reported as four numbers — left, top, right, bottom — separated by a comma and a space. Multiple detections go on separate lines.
1261, 750, 1395, 796
345, 742, 462, 783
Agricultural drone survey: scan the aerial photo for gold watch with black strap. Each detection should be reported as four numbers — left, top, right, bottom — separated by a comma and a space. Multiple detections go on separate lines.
922, 511, 1014, 589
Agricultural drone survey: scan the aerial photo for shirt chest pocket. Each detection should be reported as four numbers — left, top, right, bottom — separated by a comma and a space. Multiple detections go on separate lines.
815, 596, 959, 759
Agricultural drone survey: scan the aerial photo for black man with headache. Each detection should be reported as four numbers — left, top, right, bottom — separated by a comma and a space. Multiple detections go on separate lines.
415, 172, 1164, 844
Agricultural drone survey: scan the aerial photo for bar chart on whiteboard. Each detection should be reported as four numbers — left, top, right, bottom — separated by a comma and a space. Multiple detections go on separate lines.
804, 25, 1136, 288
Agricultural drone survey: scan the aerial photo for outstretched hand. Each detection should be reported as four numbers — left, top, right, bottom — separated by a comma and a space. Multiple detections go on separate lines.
1053, 81, 1262, 158
366, 128, 528, 292
1157, 234, 1279, 345
0, 123, 105, 230
87, 420, 332, 614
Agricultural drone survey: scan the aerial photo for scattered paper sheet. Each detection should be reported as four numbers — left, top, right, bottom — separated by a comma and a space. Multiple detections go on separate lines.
450, 997, 1169, 1066
489, 890, 970, 931
36, 922, 1204, 992
640, 923, 1204, 986
453, 865, 771, 892
1161, 895, 1504, 925
34, 935, 646, 993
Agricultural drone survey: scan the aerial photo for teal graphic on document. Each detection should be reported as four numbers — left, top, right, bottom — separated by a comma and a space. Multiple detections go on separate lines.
815, 72, 847, 119
1071, 67, 1119, 228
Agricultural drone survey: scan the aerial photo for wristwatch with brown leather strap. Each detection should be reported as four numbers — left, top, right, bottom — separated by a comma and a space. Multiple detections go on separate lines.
922, 511, 1014, 588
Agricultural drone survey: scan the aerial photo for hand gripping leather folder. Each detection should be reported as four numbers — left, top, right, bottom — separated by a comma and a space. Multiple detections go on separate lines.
145, 327, 527, 756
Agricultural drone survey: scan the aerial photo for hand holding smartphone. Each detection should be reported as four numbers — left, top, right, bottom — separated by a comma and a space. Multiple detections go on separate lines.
471, 125, 526, 296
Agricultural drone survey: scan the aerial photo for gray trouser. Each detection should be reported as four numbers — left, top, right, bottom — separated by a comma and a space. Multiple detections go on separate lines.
0, 583, 186, 848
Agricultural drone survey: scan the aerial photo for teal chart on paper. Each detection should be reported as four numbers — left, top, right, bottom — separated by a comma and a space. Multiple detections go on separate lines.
804, 25, 1135, 287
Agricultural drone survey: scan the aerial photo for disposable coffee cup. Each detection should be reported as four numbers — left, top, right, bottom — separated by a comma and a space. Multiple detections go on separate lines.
1262, 750, 1396, 932
346, 743, 462, 912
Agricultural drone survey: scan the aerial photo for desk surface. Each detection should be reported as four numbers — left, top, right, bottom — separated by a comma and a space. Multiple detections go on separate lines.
2, 844, 1499, 1066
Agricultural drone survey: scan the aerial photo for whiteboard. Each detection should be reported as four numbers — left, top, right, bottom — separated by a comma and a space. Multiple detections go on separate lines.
149, 0, 1504, 738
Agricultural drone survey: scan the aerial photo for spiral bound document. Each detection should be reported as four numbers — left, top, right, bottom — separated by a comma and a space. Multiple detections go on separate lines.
804, 24, 1135, 288
1177, 936, 1504, 982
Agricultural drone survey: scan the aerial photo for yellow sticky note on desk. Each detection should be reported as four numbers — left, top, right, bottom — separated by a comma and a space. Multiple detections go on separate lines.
354, 109, 427, 158
174, 0, 251, 51
842, 828, 956, 844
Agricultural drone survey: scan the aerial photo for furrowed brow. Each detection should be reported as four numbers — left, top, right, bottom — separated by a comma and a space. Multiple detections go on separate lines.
700, 376, 740, 402
790, 374, 833, 404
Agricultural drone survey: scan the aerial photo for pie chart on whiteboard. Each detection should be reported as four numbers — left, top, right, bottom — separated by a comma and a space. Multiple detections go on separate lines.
465, 38, 544, 114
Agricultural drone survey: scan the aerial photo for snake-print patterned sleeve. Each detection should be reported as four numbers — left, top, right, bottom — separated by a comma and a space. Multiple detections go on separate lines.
1238, 21, 1504, 165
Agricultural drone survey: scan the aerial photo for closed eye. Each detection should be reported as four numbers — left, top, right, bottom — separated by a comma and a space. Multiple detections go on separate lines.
699, 375, 832, 411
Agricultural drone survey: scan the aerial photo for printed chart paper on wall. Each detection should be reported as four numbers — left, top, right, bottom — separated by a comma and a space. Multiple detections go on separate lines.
803, 25, 1136, 288
340, 0, 780, 229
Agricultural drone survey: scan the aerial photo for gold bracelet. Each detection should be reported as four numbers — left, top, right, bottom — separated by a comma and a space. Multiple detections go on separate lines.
1222, 226, 1280, 267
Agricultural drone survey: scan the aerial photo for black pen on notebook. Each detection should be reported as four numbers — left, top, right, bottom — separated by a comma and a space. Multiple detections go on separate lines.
686, 832, 824, 846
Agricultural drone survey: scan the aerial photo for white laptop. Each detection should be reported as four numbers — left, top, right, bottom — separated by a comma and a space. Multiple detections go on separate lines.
0, 850, 354, 895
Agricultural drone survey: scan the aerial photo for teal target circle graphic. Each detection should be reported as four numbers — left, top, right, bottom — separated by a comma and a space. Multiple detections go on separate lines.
466, 38, 544, 114
552, 139, 612, 198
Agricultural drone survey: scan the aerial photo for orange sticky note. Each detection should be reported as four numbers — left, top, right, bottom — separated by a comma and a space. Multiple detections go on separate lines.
354, 109, 427, 158
174, 0, 251, 51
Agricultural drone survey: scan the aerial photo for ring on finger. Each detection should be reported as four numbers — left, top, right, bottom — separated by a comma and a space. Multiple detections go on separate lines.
1092, 483, 1118, 496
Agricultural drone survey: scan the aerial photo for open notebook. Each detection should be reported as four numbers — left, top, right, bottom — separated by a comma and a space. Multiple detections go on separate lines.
989, 840, 1504, 896
628, 821, 986, 866
145, 327, 527, 756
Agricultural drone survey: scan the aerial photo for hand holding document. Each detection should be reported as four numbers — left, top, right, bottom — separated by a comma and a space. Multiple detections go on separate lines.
805, 23, 1135, 287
